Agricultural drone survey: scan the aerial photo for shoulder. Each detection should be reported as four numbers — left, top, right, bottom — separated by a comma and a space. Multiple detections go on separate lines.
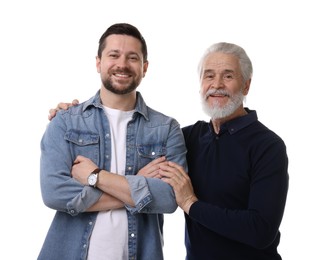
145, 106, 181, 127
58, 95, 98, 118
48, 96, 99, 133
182, 121, 208, 135
244, 121, 287, 158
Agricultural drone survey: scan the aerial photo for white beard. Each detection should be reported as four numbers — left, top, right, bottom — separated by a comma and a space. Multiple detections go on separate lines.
201, 89, 244, 120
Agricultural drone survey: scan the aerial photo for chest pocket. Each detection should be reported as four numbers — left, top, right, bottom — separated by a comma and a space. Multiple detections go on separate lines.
64, 130, 100, 164
137, 143, 166, 169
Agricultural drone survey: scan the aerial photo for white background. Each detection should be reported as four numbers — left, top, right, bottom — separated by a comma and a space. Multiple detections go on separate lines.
1, 0, 326, 259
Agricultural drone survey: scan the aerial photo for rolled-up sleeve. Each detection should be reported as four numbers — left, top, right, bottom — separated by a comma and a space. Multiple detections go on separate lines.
67, 186, 103, 216
125, 175, 177, 214
124, 175, 152, 214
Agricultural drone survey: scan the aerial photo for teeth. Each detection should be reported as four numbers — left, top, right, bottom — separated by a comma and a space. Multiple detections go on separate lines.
210, 94, 228, 98
115, 73, 129, 77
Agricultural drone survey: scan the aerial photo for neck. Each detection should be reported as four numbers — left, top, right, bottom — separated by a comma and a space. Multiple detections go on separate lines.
100, 88, 137, 111
211, 106, 247, 134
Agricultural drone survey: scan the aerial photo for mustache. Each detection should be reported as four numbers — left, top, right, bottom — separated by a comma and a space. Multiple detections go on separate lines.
205, 89, 231, 99
112, 68, 133, 74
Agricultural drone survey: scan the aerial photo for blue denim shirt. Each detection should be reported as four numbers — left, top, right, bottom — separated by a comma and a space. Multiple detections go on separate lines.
38, 91, 187, 260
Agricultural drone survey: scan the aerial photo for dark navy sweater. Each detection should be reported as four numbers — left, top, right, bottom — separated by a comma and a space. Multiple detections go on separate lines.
182, 109, 289, 260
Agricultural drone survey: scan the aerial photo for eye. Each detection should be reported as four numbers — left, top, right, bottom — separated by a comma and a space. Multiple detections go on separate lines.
128, 55, 139, 61
108, 53, 119, 59
223, 73, 235, 81
204, 73, 214, 79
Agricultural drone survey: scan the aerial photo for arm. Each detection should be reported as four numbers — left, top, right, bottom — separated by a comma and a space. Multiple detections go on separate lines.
51, 104, 187, 214
86, 193, 124, 211
42, 110, 127, 215
77, 156, 168, 211
47, 100, 130, 211
40, 114, 103, 215
125, 119, 188, 214
159, 161, 197, 214
72, 155, 135, 207
72, 154, 182, 214
161, 140, 289, 249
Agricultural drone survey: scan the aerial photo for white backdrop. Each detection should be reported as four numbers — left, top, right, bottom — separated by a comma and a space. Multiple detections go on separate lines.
1, 1, 326, 259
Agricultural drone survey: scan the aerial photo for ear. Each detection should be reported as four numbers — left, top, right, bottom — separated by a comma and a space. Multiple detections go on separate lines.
242, 79, 251, 95
96, 56, 101, 73
143, 61, 149, 77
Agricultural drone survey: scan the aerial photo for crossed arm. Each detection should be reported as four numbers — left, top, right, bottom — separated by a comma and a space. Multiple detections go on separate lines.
72, 155, 168, 212
48, 101, 193, 213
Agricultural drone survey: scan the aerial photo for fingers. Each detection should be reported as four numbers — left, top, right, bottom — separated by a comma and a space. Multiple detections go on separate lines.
159, 165, 184, 185
137, 156, 167, 178
48, 100, 79, 121
159, 162, 187, 179
47, 103, 70, 121
140, 157, 166, 173
48, 109, 57, 121
167, 161, 186, 173
73, 155, 87, 164
72, 99, 79, 105
148, 156, 166, 166
57, 102, 71, 110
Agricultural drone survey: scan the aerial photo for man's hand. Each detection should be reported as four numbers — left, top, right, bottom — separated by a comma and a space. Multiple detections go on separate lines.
159, 161, 198, 214
72, 155, 98, 186
48, 99, 79, 121
137, 156, 168, 178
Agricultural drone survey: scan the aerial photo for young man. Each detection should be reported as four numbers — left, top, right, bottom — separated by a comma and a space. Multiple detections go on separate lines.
38, 23, 187, 260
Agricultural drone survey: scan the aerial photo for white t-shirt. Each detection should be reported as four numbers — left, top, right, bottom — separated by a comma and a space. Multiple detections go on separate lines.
87, 106, 134, 260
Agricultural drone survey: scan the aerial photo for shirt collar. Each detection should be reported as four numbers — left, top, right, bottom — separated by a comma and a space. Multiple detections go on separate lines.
82, 90, 150, 121
210, 108, 258, 135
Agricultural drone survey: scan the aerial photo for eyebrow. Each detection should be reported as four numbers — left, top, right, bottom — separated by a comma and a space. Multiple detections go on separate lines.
222, 69, 235, 73
107, 49, 141, 57
203, 69, 235, 74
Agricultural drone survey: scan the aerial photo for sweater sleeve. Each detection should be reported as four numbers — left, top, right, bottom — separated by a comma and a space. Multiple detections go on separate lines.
189, 138, 289, 249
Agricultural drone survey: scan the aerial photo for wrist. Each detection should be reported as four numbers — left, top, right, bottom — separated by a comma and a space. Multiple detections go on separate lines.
87, 168, 102, 187
183, 196, 198, 215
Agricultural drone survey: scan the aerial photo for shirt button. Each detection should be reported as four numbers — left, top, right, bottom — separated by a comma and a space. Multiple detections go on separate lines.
128, 166, 132, 170
131, 233, 135, 237
151, 152, 156, 155
89, 222, 93, 226
78, 139, 83, 143
83, 244, 87, 248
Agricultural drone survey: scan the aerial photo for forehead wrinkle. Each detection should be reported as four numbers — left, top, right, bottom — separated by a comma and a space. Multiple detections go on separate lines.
203, 68, 236, 75
204, 60, 235, 69
204, 52, 240, 70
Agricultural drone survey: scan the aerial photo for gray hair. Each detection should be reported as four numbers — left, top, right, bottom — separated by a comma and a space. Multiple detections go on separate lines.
198, 42, 253, 83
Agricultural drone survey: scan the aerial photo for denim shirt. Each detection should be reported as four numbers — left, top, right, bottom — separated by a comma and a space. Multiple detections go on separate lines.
38, 91, 187, 260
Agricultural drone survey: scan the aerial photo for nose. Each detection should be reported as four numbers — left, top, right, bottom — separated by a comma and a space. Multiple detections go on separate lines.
211, 76, 224, 88
116, 56, 129, 68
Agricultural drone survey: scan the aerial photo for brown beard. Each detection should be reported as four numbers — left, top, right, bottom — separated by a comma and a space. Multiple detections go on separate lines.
102, 77, 138, 95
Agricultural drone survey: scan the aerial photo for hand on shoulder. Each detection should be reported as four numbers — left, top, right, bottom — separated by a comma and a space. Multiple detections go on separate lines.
48, 99, 79, 121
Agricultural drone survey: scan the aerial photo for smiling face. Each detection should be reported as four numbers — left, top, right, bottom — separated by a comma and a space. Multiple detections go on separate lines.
200, 52, 250, 120
96, 34, 148, 95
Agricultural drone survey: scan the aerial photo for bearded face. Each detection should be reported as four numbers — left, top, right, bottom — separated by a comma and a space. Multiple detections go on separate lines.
101, 67, 139, 95
201, 88, 245, 120
96, 34, 148, 96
